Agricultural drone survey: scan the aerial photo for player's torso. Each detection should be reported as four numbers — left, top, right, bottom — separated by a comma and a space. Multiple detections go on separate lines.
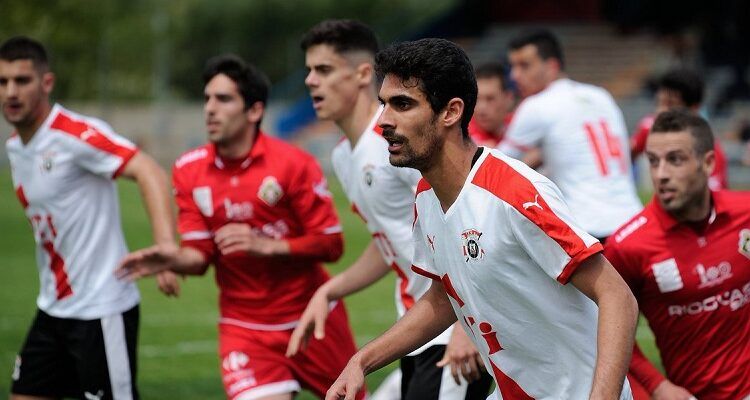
415, 178, 607, 399
625, 205, 750, 396
534, 80, 641, 236
6, 129, 136, 319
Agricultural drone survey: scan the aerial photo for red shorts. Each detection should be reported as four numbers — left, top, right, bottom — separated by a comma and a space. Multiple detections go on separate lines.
219, 301, 365, 400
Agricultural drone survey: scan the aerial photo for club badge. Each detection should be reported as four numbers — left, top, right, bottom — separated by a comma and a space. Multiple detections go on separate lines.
192, 186, 213, 217
258, 176, 283, 206
739, 229, 750, 259
461, 228, 485, 262
363, 164, 375, 187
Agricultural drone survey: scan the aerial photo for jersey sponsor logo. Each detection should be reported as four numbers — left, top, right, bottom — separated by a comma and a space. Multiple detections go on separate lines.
313, 177, 332, 199
363, 164, 375, 187
614, 216, 648, 243
522, 194, 543, 211
254, 220, 290, 239
739, 229, 750, 259
192, 186, 213, 217
668, 280, 750, 316
461, 229, 485, 262
224, 198, 253, 221
175, 148, 209, 169
258, 176, 283, 206
695, 261, 733, 289
652, 258, 684, 293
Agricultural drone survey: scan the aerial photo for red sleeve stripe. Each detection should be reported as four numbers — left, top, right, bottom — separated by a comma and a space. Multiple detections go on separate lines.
557, 242, 603, 284
411, 265, 440, 281
472, 154, 591, 272
15, 186, 29, 209
51, 112, 137, 161
112, 148, 139, 178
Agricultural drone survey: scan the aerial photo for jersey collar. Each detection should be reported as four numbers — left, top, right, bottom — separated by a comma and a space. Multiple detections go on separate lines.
649, 190, 728, 231
211, 130, 267, 171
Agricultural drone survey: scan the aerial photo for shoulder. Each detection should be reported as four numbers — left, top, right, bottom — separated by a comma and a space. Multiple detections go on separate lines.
5, 133, 21, 151
471, 149, 549, 203
173, 144, 211, 171
48, 106, 114, 141
715, 190, 750, 212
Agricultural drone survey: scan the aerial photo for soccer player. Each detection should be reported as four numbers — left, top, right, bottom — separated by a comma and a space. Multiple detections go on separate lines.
326, 37, 638, 400
468, 61, 515, 147
116, 54, 364, 400
630, 68, 729, 190
605, 109, 750, 400
498, 29, 642, 241
287, 19, 492, 399
2, 36, 176, 400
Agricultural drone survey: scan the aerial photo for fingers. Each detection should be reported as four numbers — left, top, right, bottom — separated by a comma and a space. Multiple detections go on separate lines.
156, 272, 181, 297
313, 309, 327, 340
286, 321, 313, 357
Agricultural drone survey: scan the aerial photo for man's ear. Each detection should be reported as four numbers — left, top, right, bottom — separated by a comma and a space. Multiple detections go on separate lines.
357, 62, 374, 88
442, 98, 465, 129
42, 72, 55, 95
246, 101, 265, 125
702, 149, 716, 176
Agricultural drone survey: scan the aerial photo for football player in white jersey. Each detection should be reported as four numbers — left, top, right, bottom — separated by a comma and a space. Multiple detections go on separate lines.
1, 36, 176, 400
287, 20, 492, 399
497, 29, 642, 240
326, 38, 638, 400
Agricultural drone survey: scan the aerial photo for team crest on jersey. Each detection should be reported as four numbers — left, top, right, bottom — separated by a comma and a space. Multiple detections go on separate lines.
461, 229, 485, 262
363, 164, 375, 187
193, 186, 214, 217
40, 151, 55, 172
258, 176, 283, 206
739, 229, 750, 259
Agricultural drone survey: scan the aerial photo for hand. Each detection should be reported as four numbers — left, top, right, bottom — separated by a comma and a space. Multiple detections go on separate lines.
156, 270, 181, 297
652, 380, 696, 400
436, 325, 485, 384
214, 223, 288, 257
326, 356, 366, 400
115, 243, 179, 281
286, 287, 331, 357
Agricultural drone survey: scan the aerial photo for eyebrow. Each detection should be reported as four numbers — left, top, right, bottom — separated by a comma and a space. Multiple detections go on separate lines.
382, 94, 416, 104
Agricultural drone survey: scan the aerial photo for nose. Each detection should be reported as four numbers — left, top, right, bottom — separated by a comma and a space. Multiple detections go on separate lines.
204, 97, 215, 116
304, 70, 317, 88
5, 80, 18, 97
377, 104, 395, 131
653, 160, 670, 183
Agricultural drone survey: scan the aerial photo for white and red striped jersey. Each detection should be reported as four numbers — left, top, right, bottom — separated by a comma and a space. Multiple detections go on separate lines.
6, 104, 140, 319
331, 107, 452, 355
499, 78, 642, 238
411, 149, 632, 399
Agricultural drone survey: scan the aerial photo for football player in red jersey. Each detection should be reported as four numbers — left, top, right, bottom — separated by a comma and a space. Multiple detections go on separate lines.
606, 109, 750, 400
468, 61, 515, 148
117, 55, 363, 400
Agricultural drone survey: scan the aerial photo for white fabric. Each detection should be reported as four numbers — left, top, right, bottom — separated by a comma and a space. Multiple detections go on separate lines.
234, 380, 301, 400
498, 78, 642, 237
101, 312, 133, 400
331, 106, 452, 356
413, 149, 632, 399
6, 104, 139, 319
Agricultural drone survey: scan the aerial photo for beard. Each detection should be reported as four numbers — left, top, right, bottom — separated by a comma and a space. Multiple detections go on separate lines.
382, 118, 441, 171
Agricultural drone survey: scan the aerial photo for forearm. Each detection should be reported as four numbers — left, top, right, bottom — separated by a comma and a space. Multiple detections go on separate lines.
324, 241, 391, 300
355, 280, 457, 374
285, 232, 343, 262
171, 246, 210, 275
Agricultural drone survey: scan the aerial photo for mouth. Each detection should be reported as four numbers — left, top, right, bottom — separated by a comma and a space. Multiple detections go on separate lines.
382, 129, 406, 153
3, 102, 23, 114
657, 186, 677, 203
311, 95, 324, 109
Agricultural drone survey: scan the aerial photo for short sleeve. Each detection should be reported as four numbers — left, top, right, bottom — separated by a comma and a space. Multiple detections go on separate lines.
288, 155, 342, 235
53, 115, 138, 179
497, 100, 547, 159
172, 164, 216, 260
506, 179, 602, 284
410, 208, 440, 281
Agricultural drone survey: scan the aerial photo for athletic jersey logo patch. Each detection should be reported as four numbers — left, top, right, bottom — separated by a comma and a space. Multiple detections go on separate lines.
651, 258, 684, 293
258, 176, 283, 206
193, 186, 213, 217
738, 229, 750, 259
461, 228, 485, 262
363, 164, 375, 187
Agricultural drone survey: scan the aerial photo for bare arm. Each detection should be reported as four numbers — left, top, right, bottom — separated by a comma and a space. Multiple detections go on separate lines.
326, 280, 457, 400
569, 253, 639, 400
120, 152, 174, 245
116, 243, 210, 280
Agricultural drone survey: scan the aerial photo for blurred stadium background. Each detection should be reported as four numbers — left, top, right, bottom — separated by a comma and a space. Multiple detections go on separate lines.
1, 0, 749, 398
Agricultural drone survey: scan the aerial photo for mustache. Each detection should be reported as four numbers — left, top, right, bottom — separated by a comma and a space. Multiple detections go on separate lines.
382, 128, 407, 143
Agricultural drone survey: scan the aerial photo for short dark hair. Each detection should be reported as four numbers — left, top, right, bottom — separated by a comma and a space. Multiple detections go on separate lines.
658, 68, 704, 107
0, 36, 49, 71
375, 38, 477, 138
651, 109, 714, 155
475, 61, 510, 91
202, 54, 269, 109
508, 29, 565, 70
300, 19, 379, 57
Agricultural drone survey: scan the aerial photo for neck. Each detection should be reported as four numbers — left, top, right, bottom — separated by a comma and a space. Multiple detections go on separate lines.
337, 91, 380, 147
17, 102, 53, 144
422, 135, 478, 212
216, 126, 257, 159
673, 189, 712, 223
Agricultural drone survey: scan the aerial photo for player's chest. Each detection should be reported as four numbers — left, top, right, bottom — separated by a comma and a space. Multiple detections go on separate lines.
10, 145, 79, 208
641, 221, 750, 305
191, 169, 289, 227
342, 163, 410, 224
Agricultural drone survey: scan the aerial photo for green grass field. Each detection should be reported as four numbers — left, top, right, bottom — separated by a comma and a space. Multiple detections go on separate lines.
0, 169, 661, 398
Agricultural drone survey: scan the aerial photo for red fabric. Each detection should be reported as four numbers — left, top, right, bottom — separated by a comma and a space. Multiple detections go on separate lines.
15, 185, 29, 209
468, 117, 502, 147
604, 191, 750, 399
411, 265, 440, 281
627, 371, 653, 400
471, 154, 598, 284
628, 344, 666, 394
42, 241, 73, 300
172, 132, 343, 326
390, 262, 415, 310
489, 360, 534, 400
219, 302, 364, 400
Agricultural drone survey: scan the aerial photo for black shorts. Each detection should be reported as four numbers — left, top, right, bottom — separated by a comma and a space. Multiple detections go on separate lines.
10, 305, 140, 400
401, 345, 493, 400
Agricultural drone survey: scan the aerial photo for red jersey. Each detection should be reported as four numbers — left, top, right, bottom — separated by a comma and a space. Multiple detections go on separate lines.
467, 113, 513, 148
604, 191, 750, 399
631, 114, 729, 190
172, 132, 343, 329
